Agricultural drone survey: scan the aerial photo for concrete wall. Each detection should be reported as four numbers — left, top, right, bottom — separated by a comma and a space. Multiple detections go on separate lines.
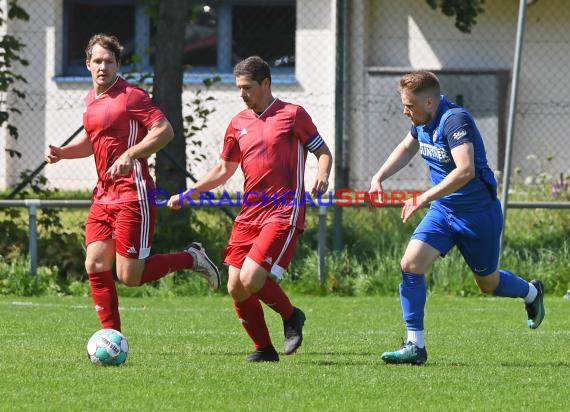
0, 0, 337, 195
2, 0, 568, 195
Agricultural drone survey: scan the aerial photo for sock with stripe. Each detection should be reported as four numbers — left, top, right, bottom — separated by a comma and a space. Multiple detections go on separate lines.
88, 270, 121, 331
400, 271, 427, 346
256, 277, 295, 321
493, 269, 533, 300
234, 294, 272, 349
139, 252, 194, 285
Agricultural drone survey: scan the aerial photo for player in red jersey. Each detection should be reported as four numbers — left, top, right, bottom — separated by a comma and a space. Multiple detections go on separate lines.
167, 56, 333, 362
44, 34, 220, 332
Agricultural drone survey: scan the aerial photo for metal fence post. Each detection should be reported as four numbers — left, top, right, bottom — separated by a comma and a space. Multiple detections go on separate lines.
25, 199, 40, 277
318, 205, 327, 284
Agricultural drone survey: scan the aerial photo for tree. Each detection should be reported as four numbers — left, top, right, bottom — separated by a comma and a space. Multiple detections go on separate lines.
426, 0, 485, 34
151, 0, 190, 194
146, 0, 192, 248
0, 0, 29, 158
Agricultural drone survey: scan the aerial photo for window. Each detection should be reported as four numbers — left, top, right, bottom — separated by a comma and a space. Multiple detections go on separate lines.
63, 0, 143, 76
62, 0, 296, 79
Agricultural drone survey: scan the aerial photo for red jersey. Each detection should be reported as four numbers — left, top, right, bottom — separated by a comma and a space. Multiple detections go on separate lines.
221, 99, 325, 230
83, 76, 165, 204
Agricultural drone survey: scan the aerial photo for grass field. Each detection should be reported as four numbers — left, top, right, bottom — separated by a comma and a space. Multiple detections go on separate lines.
0, 295, 568, 411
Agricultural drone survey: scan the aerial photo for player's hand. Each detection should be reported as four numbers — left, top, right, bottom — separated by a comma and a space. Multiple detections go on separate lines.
311, 176, 329, 197
401, 193, 427, 223
44, 145, 62, 164
367, 177, 384, 210
166, 194, 183, 210
107, 151, 134, 180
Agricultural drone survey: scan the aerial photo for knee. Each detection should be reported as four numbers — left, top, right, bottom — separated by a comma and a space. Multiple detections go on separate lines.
239, 271, 267, 294
85, 258, 107, 275
115, 267, 141, 287
474, 271, 500, 295
475, 281, 495, 294
119, 275, 140, 287
400, 256, 419, 274
227, 278, 248, 301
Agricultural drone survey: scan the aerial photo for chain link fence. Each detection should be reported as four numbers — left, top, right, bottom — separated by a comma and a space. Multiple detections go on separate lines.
1, 0, 569, 258
344, 0, 569, 196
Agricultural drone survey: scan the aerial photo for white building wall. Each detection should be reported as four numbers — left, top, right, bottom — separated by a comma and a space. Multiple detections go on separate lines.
2, 0, 567, 194
1, 0, 337, 194
186, 0, 337, 194
347, 0, 570, 190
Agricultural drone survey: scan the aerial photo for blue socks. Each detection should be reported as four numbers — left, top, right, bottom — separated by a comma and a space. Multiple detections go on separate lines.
493, 269, 531, 298
400, 272, 427, 331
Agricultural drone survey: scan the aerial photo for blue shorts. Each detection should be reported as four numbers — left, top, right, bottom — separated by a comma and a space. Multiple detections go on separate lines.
411, 199, 503, 276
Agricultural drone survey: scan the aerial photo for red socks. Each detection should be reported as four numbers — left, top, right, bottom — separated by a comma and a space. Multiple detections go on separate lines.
88, 270, 121, 331
139, 252, 194, 284
256, 278, 294, 321
234, 295, 272, 349
88, 253, 194, 331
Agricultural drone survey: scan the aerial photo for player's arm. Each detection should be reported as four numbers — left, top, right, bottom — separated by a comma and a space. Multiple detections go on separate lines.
126, 118, 174, 159
310, 143, 333, 196
369, 132, 419, 193
416, 113, 476, 206
107, 118, 173, 180
401, 142, 475, 223
166, 159, 240, 209
44, 130, 93, 163
419, 142, 475, 204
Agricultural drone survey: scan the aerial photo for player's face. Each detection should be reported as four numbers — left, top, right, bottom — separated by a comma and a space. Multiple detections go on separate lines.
236, 75, 270, 113
86, 44, 119, 93
400, 89, 433, 126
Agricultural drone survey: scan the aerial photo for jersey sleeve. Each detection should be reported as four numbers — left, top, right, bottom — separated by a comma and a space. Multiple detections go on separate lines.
443, 111, 475, 149
220, 121, 241, 163
294, 106, 324, 152
410, 125, 418, 139
126, 86, 165, 128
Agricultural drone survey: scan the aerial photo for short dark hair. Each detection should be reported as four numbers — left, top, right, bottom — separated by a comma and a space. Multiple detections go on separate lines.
399, 71, 440, 96
233, 56, 271, 85
85, 34, 123, 64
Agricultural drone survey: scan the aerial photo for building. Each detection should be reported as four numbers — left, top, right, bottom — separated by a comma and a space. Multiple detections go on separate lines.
1, 0, 567, 195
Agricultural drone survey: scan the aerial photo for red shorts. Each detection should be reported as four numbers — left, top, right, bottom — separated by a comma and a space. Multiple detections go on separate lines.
222, 221, 300, 278
85, 201, 156, 259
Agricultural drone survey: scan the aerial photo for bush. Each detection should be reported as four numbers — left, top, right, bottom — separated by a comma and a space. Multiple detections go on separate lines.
1, 190, 569, 297
0, 255, 63, 296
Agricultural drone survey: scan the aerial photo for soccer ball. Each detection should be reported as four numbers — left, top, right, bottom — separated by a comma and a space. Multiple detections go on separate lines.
86, 328, 129, 366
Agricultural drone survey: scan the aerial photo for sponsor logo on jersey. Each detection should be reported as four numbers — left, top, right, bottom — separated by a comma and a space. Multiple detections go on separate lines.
239, 128, 248, 136
452, 129, 467, 140
419, 142, 451, 163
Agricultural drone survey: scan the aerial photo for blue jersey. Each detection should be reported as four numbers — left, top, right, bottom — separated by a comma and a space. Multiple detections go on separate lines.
410, 95, 497, 211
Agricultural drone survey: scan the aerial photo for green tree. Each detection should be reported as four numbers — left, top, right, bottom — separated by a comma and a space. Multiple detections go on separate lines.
0, 0, 29, 158
426, 0, 485, 33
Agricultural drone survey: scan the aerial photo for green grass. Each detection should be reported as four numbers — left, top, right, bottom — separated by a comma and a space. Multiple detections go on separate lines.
1, 295, 568, 411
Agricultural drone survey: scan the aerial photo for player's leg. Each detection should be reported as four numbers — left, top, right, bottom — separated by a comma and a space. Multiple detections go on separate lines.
228, 264, 278, 362
85, 204, 121, 330
246, 223, 305, 355
224, 222, 280, 362
457, 200, 545, 329
113, 201, 219, 288
382, 206, 453, 365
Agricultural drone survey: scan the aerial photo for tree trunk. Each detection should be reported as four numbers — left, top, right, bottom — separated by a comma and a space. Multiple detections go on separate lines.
152, 0, 191, 250
153, 0, 188, 192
